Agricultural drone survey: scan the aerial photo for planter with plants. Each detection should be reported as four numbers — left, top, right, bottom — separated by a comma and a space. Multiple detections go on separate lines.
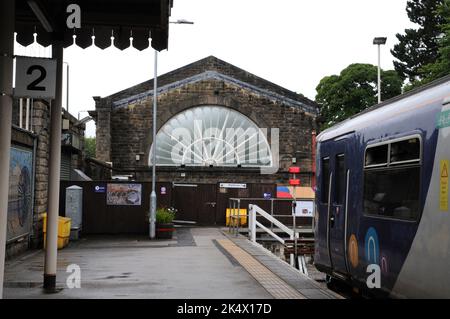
155, 207, 176, 239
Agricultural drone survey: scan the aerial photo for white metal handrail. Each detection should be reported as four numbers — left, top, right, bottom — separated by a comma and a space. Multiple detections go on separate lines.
248, 204, 300, 267
248, 204, 300, 243
228, 197, 314, 237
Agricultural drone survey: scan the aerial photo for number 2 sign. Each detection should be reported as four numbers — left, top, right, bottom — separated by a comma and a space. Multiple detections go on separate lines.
14, 56, 57, 99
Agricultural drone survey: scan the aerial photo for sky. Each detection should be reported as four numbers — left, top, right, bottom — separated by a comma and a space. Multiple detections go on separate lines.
14, 0, 415, 137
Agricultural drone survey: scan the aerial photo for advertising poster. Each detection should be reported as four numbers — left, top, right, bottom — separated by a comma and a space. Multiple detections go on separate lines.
8, 147, 33, 241
107, 183, 142, 206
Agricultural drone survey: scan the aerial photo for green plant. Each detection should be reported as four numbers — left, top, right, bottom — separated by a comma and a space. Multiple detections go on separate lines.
156, 207, 176, 224
84, 137, 96, 158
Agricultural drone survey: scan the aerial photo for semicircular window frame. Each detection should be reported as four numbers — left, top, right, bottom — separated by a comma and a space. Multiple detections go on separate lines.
149, 106, 273, 168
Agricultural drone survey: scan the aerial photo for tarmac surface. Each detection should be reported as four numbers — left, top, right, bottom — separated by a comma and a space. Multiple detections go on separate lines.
3, 227, 339, 299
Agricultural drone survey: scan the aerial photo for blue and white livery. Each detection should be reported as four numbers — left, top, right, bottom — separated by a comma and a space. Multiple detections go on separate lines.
314, 75, 450, 298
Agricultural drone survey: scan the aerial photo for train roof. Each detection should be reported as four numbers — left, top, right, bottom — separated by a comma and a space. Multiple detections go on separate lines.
317, 74, 450, 142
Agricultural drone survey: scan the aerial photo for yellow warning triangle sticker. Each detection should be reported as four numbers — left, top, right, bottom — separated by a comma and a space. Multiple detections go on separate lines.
442, 163, 449, 178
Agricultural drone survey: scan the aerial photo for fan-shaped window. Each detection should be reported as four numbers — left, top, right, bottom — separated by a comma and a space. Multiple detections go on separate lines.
149, 106, 273, 167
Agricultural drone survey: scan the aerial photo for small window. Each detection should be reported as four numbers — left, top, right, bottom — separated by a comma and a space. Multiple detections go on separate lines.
321, 158, 330, 203
390, 138, 420, 164
335, 154, 346, 205
364, 166, 420, 220
365, 144, 388, 167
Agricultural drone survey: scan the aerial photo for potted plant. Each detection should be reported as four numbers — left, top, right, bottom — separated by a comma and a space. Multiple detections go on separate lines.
155, 207, 176, 239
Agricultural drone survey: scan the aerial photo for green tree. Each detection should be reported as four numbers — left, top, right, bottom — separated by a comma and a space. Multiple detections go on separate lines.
391, 0, 445, 83
418, 0, 450, 84
84, 137, 96, 158
315, 64, 403, 129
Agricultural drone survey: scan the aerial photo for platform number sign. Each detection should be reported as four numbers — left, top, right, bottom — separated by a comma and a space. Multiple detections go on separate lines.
14, 56, 57, 99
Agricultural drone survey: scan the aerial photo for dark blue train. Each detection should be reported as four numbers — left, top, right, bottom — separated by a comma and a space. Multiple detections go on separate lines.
314, 75, 450, 298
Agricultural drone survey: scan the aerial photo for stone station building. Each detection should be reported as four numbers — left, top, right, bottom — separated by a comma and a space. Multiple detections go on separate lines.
91, 56, 319, 225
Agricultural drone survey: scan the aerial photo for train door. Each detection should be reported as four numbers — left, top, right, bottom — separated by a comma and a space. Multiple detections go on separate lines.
319, 138, 350, 277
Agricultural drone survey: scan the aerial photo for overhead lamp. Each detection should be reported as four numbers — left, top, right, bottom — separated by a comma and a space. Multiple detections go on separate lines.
373, 37, 387, 45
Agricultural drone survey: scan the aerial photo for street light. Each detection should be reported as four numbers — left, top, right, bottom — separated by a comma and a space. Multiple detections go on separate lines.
149, 19, 194, 239
373, 37, 387, 104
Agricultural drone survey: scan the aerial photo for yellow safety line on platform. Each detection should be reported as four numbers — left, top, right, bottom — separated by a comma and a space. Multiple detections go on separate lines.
217, 239, 306, 299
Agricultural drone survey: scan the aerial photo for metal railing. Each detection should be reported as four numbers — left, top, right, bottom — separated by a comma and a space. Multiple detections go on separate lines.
228, 198, 315, 272
228, 197, 314, 237
248, 204, 296, 243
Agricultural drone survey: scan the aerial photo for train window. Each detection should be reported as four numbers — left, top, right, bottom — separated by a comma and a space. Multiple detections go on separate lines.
365, 144, 388, 167
364, 166, 420, 220
321, 158, 330, 203
335, 154, 346, 205
390, 138, 420, 164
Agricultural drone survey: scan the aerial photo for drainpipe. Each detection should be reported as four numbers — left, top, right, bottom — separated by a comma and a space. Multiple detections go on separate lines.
26, 98, 30, 130
30, 119, 38, 248
20, 99, 23, 128
30, 98, 34, 133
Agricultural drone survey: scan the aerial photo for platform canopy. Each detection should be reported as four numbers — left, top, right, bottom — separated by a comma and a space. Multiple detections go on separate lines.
15, 0, 173, 51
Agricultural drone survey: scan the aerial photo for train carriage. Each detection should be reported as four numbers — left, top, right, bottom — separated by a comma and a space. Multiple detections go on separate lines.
314, 75, 450, 298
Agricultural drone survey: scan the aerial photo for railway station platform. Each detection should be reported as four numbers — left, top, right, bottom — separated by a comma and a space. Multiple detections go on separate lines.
219, 232, 341, 299
3, 227, 340, 299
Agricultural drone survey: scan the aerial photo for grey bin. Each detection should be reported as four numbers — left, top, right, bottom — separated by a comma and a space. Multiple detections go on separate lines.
65, 185, 83, 240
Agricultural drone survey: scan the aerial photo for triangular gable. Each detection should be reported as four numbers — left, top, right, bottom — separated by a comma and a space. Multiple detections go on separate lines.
102, 56, 318, 114
111, 70, 318, 115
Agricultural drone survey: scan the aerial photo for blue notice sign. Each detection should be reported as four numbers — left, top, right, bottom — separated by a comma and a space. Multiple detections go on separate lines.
264, 192, 272, 199
94, 185, 106, 193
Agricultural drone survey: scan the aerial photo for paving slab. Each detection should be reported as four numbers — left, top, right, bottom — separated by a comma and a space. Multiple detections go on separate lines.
3, 228, 272, 299
221, 230, 343, 299
216, 239, 305, 299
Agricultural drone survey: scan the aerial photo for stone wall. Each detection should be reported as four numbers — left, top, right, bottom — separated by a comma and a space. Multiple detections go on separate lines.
30, 101, 50, 248
94, 96, 111, 163
94, 56, 319, 186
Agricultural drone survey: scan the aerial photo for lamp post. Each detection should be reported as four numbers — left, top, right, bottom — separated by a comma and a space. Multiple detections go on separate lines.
373, 37, 387, 104
149, 48, 158, 239
150, 19, 194, 239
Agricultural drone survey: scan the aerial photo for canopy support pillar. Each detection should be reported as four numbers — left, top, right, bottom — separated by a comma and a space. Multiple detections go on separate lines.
0, 0, 15, 299
43, 43, 64, 292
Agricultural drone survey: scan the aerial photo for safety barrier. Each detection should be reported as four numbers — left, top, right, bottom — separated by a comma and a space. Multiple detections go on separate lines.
228, 198, 314, 275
